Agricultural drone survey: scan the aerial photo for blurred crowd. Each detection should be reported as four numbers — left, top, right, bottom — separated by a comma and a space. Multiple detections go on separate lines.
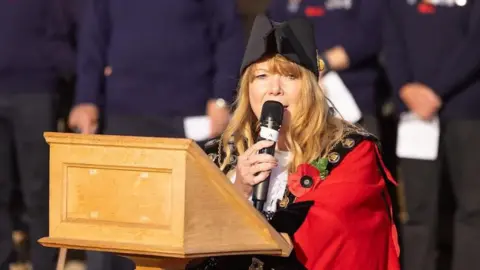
1, 0, 479, 270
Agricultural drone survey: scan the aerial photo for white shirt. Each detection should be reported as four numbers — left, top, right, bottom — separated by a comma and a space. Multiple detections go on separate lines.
230, 150, 290, 212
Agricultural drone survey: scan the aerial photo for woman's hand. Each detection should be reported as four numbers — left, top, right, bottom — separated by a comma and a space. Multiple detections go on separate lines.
234, 140, 278, 198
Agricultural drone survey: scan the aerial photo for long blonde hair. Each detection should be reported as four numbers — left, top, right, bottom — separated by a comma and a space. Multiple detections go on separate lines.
220, 54, 353, 173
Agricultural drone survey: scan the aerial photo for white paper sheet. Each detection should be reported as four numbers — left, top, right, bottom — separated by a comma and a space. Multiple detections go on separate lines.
396, 112, 440, 160
321, 71, 362, 123
183, 116, 211, 142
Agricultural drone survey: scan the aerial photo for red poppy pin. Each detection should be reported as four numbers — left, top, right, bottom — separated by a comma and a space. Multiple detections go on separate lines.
418, 2, 436, 14
287, 159, 327, 198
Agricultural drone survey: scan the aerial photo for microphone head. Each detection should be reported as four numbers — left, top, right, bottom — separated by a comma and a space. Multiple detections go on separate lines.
260, 100, 284, 125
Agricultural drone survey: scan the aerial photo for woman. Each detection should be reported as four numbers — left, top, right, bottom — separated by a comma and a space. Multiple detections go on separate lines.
190, 15, 400, 270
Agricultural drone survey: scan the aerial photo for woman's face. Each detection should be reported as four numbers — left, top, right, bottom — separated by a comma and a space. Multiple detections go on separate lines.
248, 60, 302, 129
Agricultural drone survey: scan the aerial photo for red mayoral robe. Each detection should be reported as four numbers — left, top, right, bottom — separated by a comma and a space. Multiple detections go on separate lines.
293, 139, 400, 270
193, 132, 401, 270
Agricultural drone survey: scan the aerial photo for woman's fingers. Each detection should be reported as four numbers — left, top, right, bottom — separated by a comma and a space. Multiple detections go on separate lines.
251, 171, 271, 185
249, 162, 277, 176
235, 140, 278, 191
244, 140, 275, 157
247, 153, 277, 165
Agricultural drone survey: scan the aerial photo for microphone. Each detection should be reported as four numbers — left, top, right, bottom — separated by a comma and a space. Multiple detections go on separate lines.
252, 100, 284, 212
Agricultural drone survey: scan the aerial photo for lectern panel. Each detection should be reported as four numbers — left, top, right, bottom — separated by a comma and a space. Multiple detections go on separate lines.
47, 139, 187, 248
64, 164, 173, 228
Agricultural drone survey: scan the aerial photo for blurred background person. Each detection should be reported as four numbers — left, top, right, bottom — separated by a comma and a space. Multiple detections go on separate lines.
68, 0, 245, 269
383, 0, 480, 270
0, 0, 75, 269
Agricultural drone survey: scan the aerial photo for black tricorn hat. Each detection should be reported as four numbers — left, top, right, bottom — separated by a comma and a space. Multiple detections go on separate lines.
240, 14, 322, 77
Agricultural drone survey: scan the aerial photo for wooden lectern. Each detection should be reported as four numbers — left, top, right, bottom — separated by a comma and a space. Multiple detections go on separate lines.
39, 132, 292, 270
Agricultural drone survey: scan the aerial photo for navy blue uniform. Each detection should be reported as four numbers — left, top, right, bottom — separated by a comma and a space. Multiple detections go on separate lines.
0, 0, 75, 269
75, 0, 244, 117
384, 0, 480, 119
383, 1, 480, 270
0, 0, 75, 92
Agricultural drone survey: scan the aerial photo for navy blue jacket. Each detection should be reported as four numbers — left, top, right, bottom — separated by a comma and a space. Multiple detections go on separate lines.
383, 0, 480, 119
63, 0, 87, 51
75, 0, 245, 117
0, 0, 75, 92
268, 0, 385, 115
